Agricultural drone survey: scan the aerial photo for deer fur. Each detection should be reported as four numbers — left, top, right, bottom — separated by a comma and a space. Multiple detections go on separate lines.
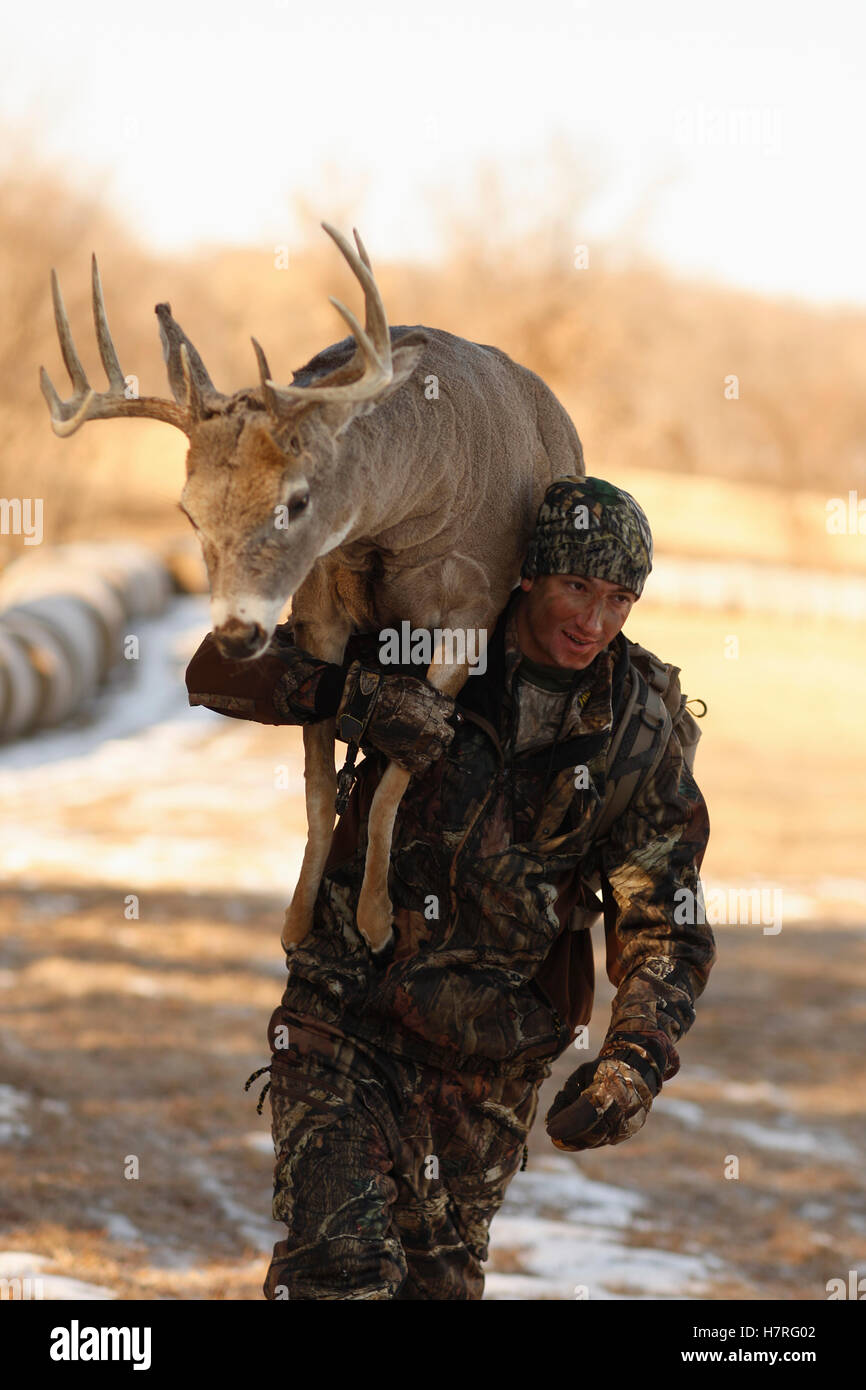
40, 226, 586, 954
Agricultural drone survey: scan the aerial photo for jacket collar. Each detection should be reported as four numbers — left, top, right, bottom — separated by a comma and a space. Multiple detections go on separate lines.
502, 590, 621, 740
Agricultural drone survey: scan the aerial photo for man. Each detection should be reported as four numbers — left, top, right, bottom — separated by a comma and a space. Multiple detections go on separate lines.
185, 475, 716, 1300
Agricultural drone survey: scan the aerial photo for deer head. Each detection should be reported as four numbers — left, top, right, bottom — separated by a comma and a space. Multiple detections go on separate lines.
41, 224, 427, 659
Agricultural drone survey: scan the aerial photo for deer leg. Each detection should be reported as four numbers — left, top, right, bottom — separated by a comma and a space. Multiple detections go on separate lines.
281, 588, 351, 954
356, 649, 475, 955
281, 717, 338, 952
355, 760, 411, 954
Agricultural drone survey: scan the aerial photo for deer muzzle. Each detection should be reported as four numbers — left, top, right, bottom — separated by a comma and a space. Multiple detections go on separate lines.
213, 617, 268, 661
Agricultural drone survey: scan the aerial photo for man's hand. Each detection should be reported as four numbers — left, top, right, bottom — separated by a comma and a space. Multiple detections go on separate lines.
337, 660, 457, 777
185, 630, 344, 725
545, 1056, 658, 1151
187, 629, 459, 775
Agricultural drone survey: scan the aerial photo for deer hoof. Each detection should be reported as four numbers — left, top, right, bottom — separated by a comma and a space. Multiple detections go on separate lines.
369, 927, 395, 959
356, 891, 394, 955
281, 903, 311, 953
370, 933, 396, 971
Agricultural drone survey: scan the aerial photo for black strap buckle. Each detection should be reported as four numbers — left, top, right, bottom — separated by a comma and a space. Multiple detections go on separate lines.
335, 743, 359, 816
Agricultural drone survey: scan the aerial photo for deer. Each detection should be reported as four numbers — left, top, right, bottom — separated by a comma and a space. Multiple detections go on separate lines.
40, 224, 586, 956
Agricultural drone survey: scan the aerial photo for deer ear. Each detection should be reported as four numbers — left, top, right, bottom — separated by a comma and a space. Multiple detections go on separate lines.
376, 334, 428, 403
155, 303, 218, 415
318, 333, 428, 437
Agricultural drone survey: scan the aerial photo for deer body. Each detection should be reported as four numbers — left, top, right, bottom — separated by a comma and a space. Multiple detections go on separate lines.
41, 227, 585, 954
290, 323, 582, 621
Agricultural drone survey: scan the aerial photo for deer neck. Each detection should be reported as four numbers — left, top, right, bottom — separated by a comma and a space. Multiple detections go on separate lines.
329, 400, 455, 554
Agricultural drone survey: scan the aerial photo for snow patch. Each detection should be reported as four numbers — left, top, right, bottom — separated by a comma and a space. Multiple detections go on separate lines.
185, 1156, 275, 1251
724, 1117, 859, 1162
0, 1251, 116, 1300
657, 1096, 705, 1128
91, 1211, 145, 1244
500, 1153, 644, 1228
486, 1214, 720, 1300
484, 1155, 727, 1300
243, 1131, 276, 1156
0, 597, 210, 771
0, 1084, 30, 1143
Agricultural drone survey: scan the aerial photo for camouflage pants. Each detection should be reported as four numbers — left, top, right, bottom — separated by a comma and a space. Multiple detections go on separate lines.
262, 1014, 540, 1300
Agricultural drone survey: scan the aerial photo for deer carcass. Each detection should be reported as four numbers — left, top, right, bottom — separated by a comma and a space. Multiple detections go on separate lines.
40, 225, 586, 954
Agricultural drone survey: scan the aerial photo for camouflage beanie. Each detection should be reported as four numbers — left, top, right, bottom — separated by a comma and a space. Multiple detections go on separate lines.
521, 475, 653, 597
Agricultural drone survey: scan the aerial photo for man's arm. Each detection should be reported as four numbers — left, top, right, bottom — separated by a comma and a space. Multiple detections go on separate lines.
185, 622, 458, 774
185, 621, 347, 726
546, 729, 715, 1150
594, 731, 715, 1091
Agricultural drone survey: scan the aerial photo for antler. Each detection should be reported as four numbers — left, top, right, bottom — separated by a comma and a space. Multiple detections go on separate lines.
40, 256, 193, 437
258, 223, 394, 407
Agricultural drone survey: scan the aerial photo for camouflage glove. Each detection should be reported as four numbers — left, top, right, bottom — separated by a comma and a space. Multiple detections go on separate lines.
336, 660, 457, 776
270, 641, 347, 722
186, 628, 345, 725
545, 1053, 659, 1152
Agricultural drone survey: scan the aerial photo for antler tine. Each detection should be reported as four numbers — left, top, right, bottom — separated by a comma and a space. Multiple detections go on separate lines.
51, 267, 90, 395
39, 365, 96, 437
349, 225, 390, 357
91, 254, 127, 393
265, 358, 390, 405
327, 295, 382, 370
264, 224, 393, 408
321, 221, 390, 365
352, 226, 373, 272
40, 260, 191, 438
179, 344, 196, 413
251, 337, 282, 418
40, 267, 97, 436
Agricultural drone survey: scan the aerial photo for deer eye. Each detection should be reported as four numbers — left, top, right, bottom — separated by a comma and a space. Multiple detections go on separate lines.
288, 434, 301, 455
288, 491, 310, 521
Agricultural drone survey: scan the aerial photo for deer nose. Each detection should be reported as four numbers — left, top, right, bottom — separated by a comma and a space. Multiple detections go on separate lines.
213, 618, 267, 660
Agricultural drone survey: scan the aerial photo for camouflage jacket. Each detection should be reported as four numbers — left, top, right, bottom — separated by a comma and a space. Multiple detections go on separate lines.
186, 591, 715, 1083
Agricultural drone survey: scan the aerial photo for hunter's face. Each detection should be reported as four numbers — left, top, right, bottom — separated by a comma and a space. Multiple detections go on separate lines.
515, 573, 637, 670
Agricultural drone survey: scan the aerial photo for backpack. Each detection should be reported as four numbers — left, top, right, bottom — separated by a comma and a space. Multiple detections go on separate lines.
592, 641, 705, 844
567, 641, 707, 930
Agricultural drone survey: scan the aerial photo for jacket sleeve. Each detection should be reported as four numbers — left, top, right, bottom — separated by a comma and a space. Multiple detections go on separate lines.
185, 621, 347, 726
594, 727, 716, 1091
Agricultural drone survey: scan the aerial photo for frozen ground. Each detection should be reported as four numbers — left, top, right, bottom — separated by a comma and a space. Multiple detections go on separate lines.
0, 596, 863, 1301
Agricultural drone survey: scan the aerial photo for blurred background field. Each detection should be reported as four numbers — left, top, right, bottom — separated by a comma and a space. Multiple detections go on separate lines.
2, 135, 864, 898
0, 0, 864, 1302
3, 154, 866, 571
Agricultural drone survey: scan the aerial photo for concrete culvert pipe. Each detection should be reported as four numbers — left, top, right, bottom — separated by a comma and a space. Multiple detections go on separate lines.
0, 611, 81, 728
0, 565, 125, 680
2, 597, 104, 704
58, 543, 172, 619
0, 628, 44, 740
0, 542, 175, 742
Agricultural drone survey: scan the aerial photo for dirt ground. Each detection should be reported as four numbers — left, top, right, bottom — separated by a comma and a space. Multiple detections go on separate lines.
1, 884, 863, 1301
0, 596, 863, 1300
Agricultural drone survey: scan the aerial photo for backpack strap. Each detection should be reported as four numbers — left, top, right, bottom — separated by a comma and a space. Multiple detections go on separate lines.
591, 651, 674, 847
566, 645, 704, 930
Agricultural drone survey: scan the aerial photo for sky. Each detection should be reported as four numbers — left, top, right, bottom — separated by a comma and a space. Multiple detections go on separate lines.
1, 0, 863, 306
